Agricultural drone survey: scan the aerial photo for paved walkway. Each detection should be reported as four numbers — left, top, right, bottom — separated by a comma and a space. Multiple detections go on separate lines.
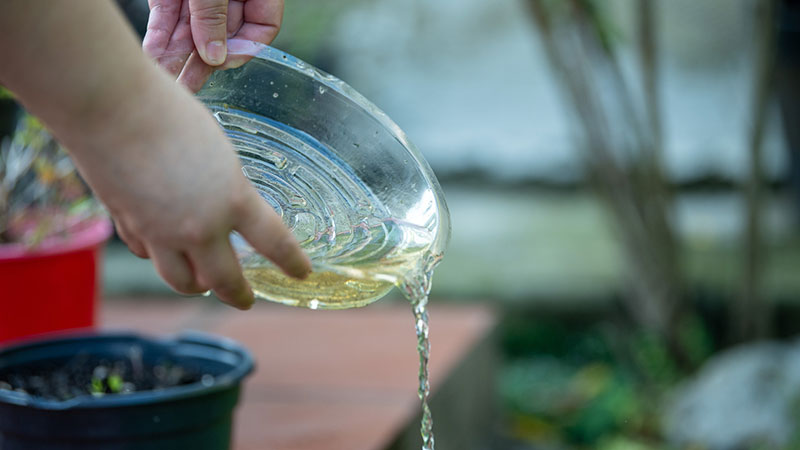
103, 298, 496, 450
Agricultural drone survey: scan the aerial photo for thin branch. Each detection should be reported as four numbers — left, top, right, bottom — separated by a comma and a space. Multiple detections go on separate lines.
734, 0, 776, 342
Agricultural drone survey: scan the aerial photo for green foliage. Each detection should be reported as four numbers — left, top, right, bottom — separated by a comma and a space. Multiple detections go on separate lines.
500, 357, 646, 446
498, 314, 718, 448
0, 86, 13, 100
273, 0, 367, 64
501, 316, 614, 363
630, 331, 679, 387
677, 314, 715, 369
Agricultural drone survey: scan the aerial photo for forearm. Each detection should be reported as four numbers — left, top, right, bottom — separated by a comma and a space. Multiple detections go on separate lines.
0, 0, 310, 305
0, 1, 164, 153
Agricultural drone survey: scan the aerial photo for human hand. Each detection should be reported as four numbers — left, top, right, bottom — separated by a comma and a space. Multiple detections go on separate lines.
142, 0, 283, 92
75, 70, 310, 310
0, 0, 307, 310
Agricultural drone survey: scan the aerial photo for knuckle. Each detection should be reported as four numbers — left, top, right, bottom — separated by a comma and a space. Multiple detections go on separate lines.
180, 221, 214, 246
117, 216, 151, 242
201, 271, 230, 289
131, 247, 149, 259
150, 2, 180, 15
229, 189, 253, 218
190, 3, 228, 27
268, 235, 296, 261
271, 22, 282, 35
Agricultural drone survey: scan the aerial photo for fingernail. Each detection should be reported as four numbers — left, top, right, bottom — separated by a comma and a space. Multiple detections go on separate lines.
206, 40, 226, 65
237, 301, 253, 311
239, 286, 255, 310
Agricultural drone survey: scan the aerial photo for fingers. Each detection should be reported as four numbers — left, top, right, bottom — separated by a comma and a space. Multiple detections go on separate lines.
177, 51, 215, 92
149, 246, 208, 295
214, 0, 282, 70
145, 0, 283, 82
235, 189, 311, 279
144, 0, 193, 77
189, 236, 254, 310
156, 53, 192, 78
236, 0, 283, 45
143, 0, 181, 57
189, 0, 230, 66
113, 219, 149, 259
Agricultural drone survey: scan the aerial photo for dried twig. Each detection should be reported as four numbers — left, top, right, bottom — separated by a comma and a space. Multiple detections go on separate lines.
732, 0, 776, 342
526, 0, 684, 342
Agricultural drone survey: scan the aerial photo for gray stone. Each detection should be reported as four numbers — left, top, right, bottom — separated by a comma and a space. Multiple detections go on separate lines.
663, 340, 800, 449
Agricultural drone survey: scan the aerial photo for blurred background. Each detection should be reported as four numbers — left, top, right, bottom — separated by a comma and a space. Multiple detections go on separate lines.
5, 0, 800, 448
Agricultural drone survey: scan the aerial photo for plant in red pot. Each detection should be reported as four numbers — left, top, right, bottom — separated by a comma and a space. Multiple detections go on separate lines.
0, 113, 111, 344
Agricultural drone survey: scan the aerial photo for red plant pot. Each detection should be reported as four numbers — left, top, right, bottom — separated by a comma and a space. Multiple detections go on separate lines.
0, 219, 113, 344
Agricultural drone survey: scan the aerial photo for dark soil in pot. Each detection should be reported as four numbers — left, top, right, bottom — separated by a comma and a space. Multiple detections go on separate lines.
0, 354, 204, 401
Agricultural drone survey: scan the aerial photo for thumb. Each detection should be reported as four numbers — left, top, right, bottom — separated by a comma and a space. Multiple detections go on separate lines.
189, 0, 229, 66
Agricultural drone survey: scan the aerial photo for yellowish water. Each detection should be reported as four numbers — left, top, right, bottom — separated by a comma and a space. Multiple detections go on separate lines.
241, 217, 435, 309
244, 267, 395, 309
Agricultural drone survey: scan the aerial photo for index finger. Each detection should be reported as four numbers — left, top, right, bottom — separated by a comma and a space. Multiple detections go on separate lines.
234, 188, 311, 279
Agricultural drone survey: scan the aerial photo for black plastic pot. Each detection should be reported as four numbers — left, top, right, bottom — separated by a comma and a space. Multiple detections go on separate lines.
0, 98, 19, 143
0, 332, 254, 450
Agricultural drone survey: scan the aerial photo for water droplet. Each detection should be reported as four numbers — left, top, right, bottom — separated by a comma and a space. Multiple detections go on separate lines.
269, 81, 274, 85
309, 299, 320, 310
201, 374, 215, 386
318, 86, 327, 94
273, 92, 279, 98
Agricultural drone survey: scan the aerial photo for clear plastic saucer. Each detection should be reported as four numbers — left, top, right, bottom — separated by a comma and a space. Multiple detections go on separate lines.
196, 40, 450, 309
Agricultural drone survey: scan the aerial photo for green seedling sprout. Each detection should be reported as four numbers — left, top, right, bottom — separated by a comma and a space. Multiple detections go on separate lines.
107, 374, 124, 394
90, 377, 104, 397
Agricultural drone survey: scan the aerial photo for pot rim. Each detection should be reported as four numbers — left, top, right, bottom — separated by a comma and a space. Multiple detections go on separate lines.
0, 217, 113, 261
0, 331, 255, 410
